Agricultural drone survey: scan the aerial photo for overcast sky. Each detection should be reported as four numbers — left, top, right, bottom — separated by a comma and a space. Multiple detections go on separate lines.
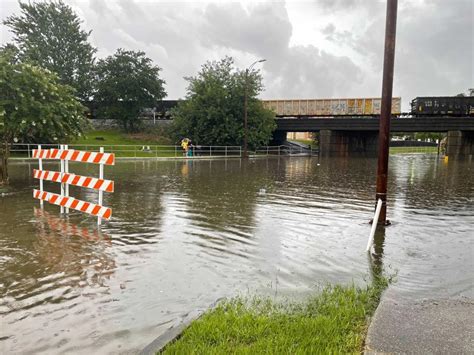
1, 0, 473, 110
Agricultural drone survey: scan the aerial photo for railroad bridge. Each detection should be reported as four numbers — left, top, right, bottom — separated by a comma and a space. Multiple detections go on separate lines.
274, 116, 474, 157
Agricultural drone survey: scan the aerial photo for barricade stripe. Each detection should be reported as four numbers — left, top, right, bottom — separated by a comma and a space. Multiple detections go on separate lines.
81, 202, 90, 212
93, 180, 104, 190
33, 169, 114, 192
33, 189, 111, 220
32, 149, 115, 166
83, 152, 91, 162
50, 194, 59, 204
93, 153, 102, 163
83, 177, 92, 187
103, 208, 111, 219
106, 155, 114, 165
92, 205, 101, 215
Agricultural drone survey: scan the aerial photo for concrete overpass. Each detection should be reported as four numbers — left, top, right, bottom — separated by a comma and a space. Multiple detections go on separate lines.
274, 116, 474, 157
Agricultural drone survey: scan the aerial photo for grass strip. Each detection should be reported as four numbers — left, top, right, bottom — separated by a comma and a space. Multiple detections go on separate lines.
162, 279, 388, 354
389, 146, 438, 154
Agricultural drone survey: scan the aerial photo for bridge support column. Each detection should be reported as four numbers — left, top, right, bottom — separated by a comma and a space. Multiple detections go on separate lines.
270, 131, 287, 146
446, 131, 474, 157
320, 130, 379, 157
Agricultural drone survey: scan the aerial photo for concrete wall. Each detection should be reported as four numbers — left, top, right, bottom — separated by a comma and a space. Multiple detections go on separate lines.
319, 130, 379, 157
447, 131, 474, 157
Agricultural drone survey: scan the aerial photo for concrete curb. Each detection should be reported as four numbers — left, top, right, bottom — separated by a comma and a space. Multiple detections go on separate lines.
139, 298, 225, 355
365, 288, 474, 354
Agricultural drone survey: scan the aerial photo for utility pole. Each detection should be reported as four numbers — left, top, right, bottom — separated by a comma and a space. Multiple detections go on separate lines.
244, 68, 249, 159
243, 59, 266, 159
375, 0, 398, 224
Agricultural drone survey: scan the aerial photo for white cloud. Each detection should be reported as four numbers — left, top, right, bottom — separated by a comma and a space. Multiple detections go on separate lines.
1, 0, 472, 109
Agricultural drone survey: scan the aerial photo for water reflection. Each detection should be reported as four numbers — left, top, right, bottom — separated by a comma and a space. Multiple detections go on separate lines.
368, 227, 386, 284
1, 156, 473, 354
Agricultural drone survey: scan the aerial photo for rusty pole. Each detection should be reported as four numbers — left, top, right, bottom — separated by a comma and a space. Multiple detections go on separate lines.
376, 0, 398, 224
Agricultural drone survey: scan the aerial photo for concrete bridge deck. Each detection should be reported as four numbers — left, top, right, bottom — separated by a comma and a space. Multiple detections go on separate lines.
275, 116, 474, 132
274, 116, 474, 157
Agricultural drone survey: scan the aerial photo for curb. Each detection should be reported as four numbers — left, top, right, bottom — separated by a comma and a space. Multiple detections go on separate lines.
364, 288, 474, 354
139, 298, 225, 355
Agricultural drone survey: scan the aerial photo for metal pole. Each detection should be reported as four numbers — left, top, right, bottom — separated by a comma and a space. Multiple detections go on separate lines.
64, 144, 69, 214
375, 0, 398, 225
60, 144, 65, 214
243, 68, 249, 159
38, 145, 44, 207
98, 147, 104, 226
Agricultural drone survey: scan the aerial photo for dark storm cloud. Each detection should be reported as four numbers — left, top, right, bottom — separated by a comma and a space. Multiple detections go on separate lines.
201, 2, 292, 58
1, 0, 471, 103
200, 2, 362, 98
263, 45, 362, 98
320, 0, 473, 101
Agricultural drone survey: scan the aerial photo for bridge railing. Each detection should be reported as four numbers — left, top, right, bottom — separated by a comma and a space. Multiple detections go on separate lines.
8, 144, 245, 158
9, 143, 322, 158
254, 145, 318, 156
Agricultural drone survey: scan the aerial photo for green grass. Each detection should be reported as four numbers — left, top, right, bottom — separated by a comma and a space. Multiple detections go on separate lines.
70, 129, 177, 157
162, 279, 388, 354
389, 146, 438, 154
72, 129, 170, 146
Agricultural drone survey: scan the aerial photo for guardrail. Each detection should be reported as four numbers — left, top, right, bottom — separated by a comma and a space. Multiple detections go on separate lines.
8, 143, 320, 159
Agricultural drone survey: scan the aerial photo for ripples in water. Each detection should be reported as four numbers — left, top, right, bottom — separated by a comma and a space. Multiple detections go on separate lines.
1, 156, 473, 353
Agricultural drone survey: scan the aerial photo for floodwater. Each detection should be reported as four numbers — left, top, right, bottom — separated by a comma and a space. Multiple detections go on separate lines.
1, 156, 473, 354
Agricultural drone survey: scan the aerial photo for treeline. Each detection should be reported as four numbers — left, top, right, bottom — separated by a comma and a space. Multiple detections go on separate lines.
2, 1, 166, 132
1, 1, 275, 184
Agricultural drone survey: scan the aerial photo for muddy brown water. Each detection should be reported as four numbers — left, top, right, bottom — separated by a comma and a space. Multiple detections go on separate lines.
1, 156, 473, 353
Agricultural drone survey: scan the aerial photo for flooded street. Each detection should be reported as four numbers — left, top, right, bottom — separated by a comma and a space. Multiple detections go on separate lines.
1, 156, 473, 354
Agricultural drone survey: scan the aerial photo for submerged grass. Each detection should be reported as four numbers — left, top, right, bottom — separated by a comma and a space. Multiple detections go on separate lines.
389, 146, 438, 154
162, 278, 388, 354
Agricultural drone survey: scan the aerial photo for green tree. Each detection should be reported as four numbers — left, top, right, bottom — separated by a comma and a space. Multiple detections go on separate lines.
95, 49, 166, 131
0, 50, 87, 185
3, 0, 96, 101
172, 57, 275, 148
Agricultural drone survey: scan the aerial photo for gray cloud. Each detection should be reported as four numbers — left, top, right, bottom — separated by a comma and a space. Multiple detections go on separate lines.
1, 0, 472, 107
324, 0, 473, 104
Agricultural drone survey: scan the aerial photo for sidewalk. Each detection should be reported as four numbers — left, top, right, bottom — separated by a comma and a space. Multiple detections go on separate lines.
365, 288, 474, 354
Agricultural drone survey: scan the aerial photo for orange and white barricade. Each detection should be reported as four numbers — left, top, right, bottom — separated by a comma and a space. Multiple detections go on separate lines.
32, 145, 115, 225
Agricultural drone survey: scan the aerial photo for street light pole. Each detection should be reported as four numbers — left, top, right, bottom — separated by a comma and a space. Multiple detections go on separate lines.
243, 59, 266, 159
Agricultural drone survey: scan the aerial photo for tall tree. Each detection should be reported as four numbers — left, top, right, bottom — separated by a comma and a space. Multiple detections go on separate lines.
0, 49, 87, 185
172, 57, 275, 148
4, 0, 96, 101
95, 49, 166, 131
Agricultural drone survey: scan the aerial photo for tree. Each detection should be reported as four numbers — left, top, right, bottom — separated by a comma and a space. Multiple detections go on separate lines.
3, 0, 96, 101
171, 57, 276, 148
0, 50, 87, 185
95, 49, 166, 131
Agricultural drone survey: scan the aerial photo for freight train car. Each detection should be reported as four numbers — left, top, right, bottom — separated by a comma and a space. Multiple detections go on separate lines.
262, 98, 401, 117
411, 96, 474, 116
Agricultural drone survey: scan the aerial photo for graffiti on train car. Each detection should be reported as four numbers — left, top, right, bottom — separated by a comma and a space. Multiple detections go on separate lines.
262, 98, 402, 117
